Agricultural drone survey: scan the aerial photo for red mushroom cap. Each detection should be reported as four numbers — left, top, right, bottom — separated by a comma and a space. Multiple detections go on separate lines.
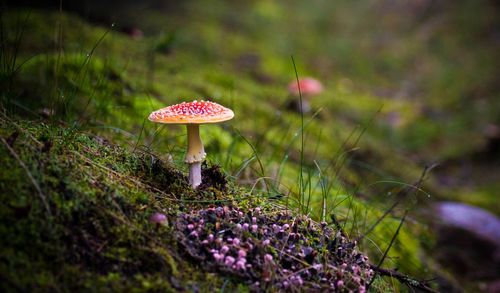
148, 100, 234, 124
288, 77, 323, 96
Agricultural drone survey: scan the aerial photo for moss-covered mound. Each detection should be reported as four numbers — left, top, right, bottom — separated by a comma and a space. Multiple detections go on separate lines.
0, 118, 188, 291
0, 117, 377, 292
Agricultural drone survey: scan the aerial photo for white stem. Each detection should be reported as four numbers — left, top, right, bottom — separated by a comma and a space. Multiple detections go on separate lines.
185, 124, 205, 188
185, 124, 206, 163
189, 162, 202, 188
298, 96, 311, 113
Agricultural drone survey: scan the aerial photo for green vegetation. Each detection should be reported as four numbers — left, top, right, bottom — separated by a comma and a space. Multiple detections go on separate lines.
1, 1, 498, 291
0, 118, 379, 292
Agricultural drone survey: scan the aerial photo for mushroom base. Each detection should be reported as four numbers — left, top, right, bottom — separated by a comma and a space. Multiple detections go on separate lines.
189, 162, 202, 188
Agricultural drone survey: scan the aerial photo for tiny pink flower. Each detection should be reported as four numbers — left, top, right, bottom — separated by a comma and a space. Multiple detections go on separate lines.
233, 238, 241, 246
220, 245, 229, 254
352, 265, 359, 274
213, 253, 224, 262
225, 256, 235, 266
238, 249, 247, 258
264, 254, 273, 263
236, 260, 246, 270
251, 224, 258, 233
292, 276, 303, 286
262, 239, 270, 245
187, 224, 194, 230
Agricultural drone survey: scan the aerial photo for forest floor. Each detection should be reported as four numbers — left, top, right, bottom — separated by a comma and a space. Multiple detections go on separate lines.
1, 1, 499, 291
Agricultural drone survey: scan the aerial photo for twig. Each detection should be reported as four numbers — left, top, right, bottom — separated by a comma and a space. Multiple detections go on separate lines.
356, 194, 405, 242
356, 163, 437, 242
369, 264, 440, 293
1, 137, 51, 215
366, 210, 407, 291
329, 213, 346, 237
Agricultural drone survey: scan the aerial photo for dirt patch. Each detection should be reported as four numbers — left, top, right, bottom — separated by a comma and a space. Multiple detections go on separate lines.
199, 163, 229, 193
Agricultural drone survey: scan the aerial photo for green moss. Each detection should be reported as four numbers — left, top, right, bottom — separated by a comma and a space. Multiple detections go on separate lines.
0, 119, 247, 291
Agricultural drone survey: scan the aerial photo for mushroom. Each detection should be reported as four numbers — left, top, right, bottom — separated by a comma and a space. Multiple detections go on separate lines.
149, 213, 167, 224
288, 77, 323, 113
148, 100, 234, 188
149, 213, 168, 232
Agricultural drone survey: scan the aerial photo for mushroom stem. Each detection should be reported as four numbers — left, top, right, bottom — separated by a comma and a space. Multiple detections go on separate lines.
185, 124, 206, 188
298, 96, 311, 113
189, 162, 202, 188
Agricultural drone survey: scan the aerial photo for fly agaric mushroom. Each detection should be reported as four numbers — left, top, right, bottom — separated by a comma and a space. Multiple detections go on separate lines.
288, 77, 323, 113
148, 100, 234, 188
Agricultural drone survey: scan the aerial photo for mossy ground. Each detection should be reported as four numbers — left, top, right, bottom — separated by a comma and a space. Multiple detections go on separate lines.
0, 118, 382, 292
0, 117, 263, 291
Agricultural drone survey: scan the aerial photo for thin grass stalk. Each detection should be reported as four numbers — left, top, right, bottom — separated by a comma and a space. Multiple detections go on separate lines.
290, 55, 305, 214
366, 210, 408, 291
50, 0, 63, 125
